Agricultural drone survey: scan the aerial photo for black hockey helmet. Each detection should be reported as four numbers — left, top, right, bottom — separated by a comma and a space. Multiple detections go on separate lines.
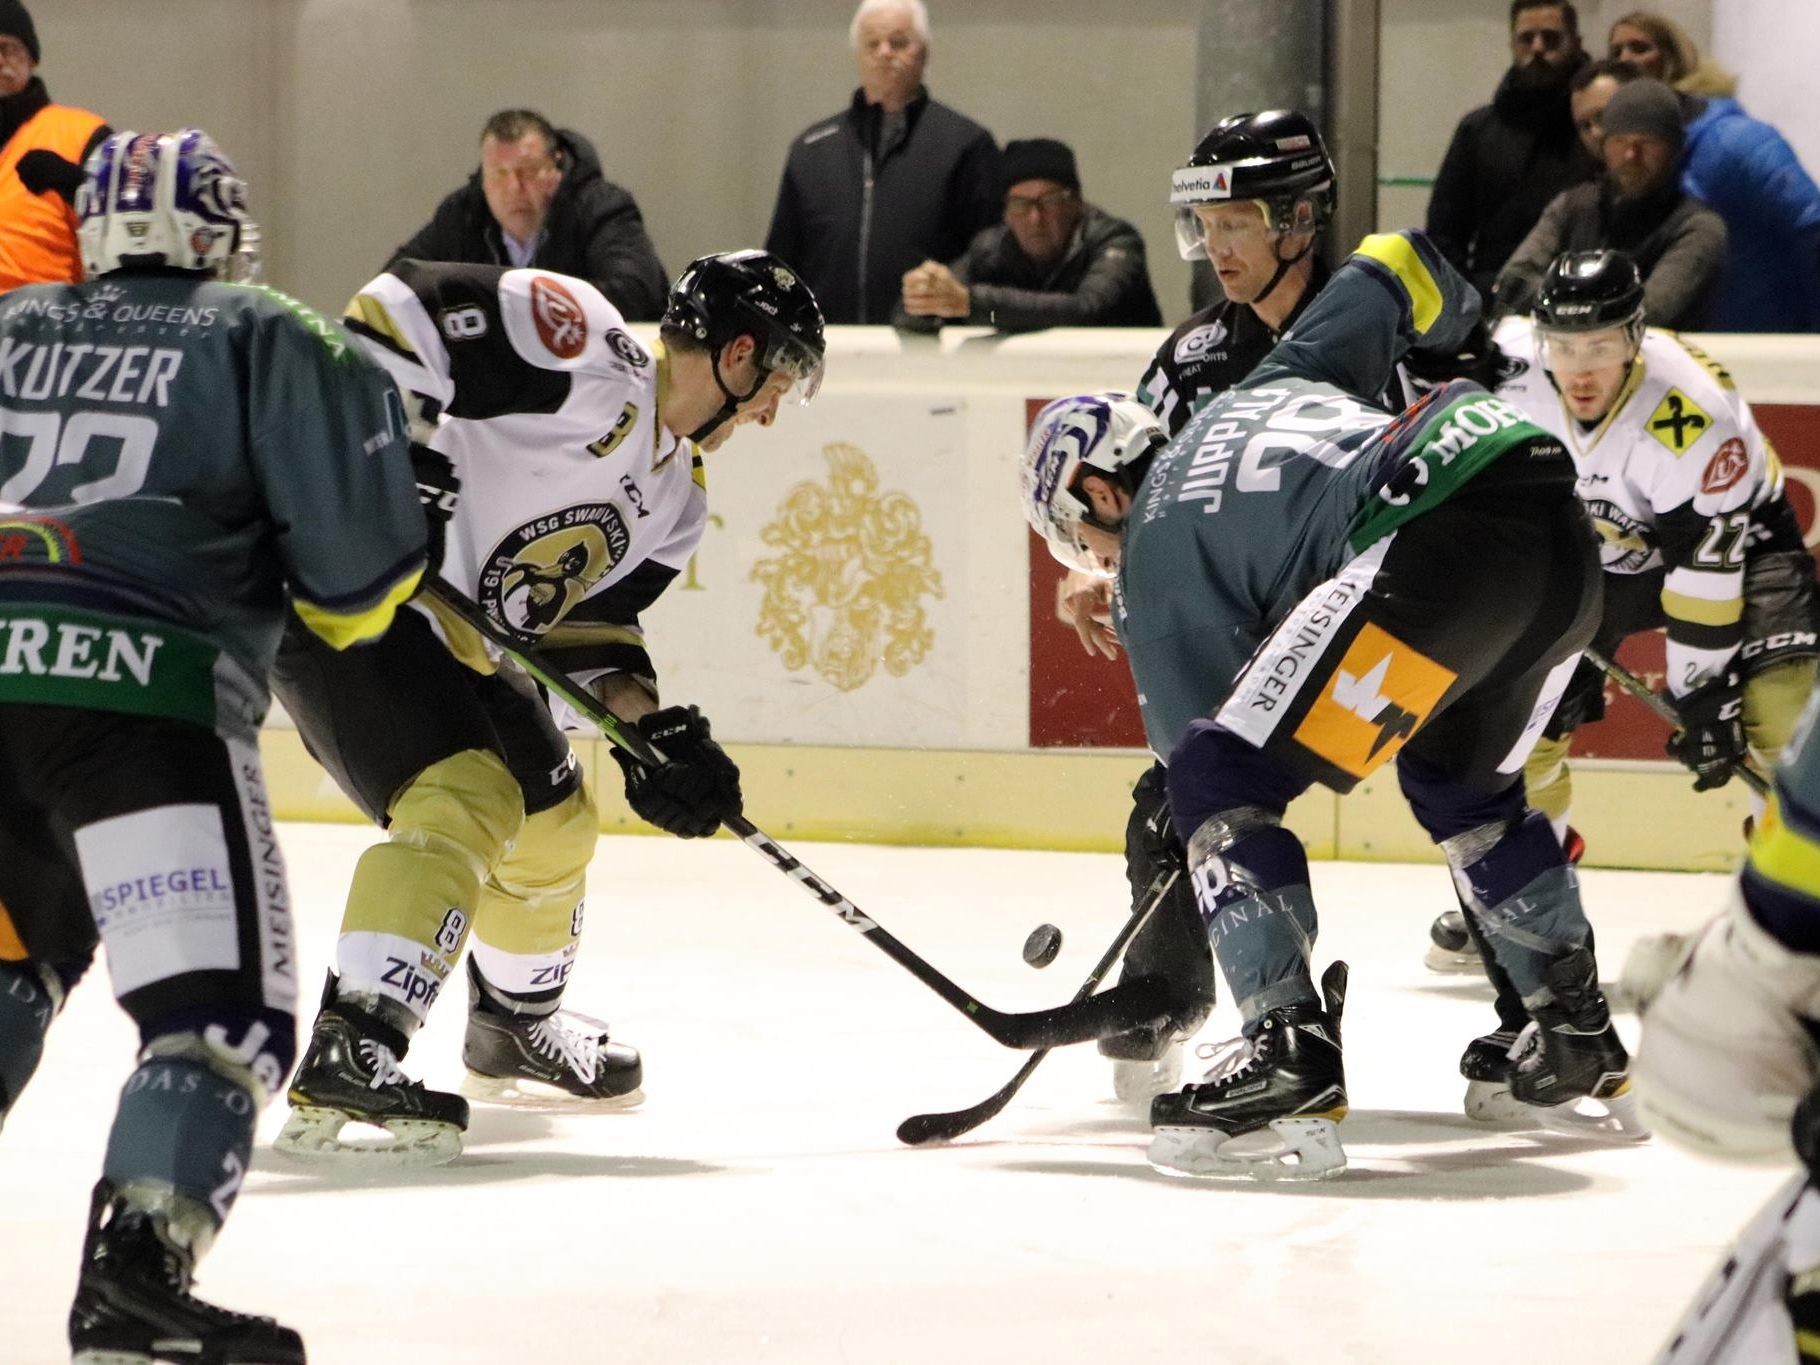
663, 249, 827, 404
1534, 250, 1645, 335
1170, 109, 1335, 260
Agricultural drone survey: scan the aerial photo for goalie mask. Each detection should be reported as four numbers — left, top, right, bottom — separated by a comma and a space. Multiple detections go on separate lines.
1020, 393, 1167, 576
77, 129, 252, 280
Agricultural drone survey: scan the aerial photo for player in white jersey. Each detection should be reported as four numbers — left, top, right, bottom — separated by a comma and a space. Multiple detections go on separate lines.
1427, 251, 1819, 1116
271, 251, 826, 1162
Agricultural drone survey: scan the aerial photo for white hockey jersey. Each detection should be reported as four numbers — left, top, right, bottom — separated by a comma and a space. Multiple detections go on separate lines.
343, 261, 705, 692
1493, 315, 1783, 696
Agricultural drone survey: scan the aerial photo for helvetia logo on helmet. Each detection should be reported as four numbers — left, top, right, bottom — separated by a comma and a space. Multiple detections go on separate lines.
529, 276, 588, 360
1170, 166, 1233, 202
480, 503, 631, 637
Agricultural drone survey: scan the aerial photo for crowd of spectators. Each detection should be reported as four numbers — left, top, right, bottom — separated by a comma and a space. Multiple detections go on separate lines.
6, 0, 1820, 339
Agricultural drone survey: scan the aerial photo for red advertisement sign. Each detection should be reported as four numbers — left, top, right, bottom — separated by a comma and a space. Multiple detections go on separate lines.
1028, 400, 1820, 758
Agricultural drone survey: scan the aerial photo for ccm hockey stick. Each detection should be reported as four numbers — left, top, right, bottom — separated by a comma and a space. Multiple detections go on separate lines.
424, 577, 1170, 1050
1585, 649, 1771, 798
896, 867, 1181, 1146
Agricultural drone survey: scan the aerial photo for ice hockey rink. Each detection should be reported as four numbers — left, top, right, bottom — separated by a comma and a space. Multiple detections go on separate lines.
1, 822, 1792, 1365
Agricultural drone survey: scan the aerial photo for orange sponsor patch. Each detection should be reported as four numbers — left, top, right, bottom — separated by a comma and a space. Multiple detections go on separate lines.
0, 897, 27, 961
1293, 623, 1458, 778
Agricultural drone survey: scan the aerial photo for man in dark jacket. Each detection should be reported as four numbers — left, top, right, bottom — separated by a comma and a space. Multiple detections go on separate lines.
765, 0, 1000, 323
388, 109, 668, 321
894, 137, 1160, 332
1496, 77, 1725, 328
1427, 0, 1599, 299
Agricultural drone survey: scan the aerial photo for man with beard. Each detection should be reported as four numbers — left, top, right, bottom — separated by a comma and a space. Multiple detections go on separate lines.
1427, 0, 1598, 299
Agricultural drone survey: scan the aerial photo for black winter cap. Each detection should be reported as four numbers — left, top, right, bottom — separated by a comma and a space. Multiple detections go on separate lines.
1001, 138, 1079, 194
0, 0, 38, 62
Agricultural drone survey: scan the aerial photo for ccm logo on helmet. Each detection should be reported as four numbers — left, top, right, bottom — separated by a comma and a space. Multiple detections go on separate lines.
530, 276, 588, 360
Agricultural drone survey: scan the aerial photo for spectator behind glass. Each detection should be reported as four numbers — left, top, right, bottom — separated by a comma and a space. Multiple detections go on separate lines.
895, 137, 1161, 332
1608, 10, 1737, 97
1497, 78, 1725, 329
0, 0, 109, 291
765, 0, 1000, 323
388, 108, 668, 320
1569, 57, 1634, 160
1426, 0, 1597, 300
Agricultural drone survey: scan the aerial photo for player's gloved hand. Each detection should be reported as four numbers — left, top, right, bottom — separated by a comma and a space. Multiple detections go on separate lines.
1666, 670, 1747, 792
611, 705, 742, 838
1125, 762, 1186, 890
16, 149, 84, 204
1793, 1079, 1820, 1186
410, 442, 460, 572
1542, 656, 1608, 740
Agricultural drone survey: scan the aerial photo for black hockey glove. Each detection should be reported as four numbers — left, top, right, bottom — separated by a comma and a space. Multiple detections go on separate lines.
1124, 762, 1186, 902
1666, 670, 1747, 792
410, 442, 460, 573
16, 149, 85, 204
611, 705, 742, 838
1542, 657, 1608, 741
1794, 1079, 1820, 1186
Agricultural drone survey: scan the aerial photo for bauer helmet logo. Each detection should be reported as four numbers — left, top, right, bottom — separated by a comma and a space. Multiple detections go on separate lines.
529, 276, 588, 360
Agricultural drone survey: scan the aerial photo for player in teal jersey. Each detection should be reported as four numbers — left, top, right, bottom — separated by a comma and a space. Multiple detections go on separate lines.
0, 129, 427, 1363
1022, 229, 1644, 1180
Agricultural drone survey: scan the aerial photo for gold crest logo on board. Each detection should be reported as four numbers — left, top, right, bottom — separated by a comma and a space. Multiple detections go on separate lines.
751, 443, 943, 692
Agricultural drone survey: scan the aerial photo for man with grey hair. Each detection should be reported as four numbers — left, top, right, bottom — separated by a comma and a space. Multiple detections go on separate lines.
765, 0, 1000, 323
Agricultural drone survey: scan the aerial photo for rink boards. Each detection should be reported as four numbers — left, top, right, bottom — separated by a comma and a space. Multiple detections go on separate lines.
263, 325, 1813, 871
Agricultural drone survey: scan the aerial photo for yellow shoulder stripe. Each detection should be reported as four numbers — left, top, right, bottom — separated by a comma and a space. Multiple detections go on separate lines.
692, 448, 707, 491
1749, 795, 1820, 900
293, 569, 423, 651
344, 291, 419, 361
1355, 234, 1443, 336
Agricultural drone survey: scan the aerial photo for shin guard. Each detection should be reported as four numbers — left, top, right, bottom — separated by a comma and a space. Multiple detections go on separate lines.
1186, 811, 1318, 1027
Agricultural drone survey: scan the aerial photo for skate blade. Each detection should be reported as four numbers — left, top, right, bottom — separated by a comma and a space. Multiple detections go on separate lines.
461, 1071, 645, 1111
272, 1106, 463, 1165
1423, 944, 1479, 974
72, 1352, 155, 1365
1463, 1079, 1531, 1125
1148, 1115, 1347, 1181
1112, 1048, 1183, 1107
1528, 1086, 1652, 1143
74, 1350, 296, 1365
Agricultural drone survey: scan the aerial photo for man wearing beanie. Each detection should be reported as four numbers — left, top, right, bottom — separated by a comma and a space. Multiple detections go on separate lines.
896, 137, 1160, 331
0, 0, 109, 292
1495, 76, 1724, 328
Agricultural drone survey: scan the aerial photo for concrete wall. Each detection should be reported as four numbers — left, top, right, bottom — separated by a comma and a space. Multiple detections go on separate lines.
32, 0, 1202, 319
1713, 0, 1820, 177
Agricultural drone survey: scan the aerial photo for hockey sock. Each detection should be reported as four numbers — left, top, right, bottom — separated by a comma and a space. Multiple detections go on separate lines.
1189, 819, 1318, 1028
102, 1053, 258, 1239
0, 960, 61, 1124
1444, 809, 1590, 1001
469, 785, 597, 1016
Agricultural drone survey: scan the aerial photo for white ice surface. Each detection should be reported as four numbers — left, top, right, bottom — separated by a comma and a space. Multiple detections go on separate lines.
1, 824, 1794, 1364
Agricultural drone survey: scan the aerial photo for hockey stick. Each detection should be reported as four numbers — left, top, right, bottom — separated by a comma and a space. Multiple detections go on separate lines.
896, 867, 1181, 1146
1585, 649, 1771, 798
423, 577, 1170, 1050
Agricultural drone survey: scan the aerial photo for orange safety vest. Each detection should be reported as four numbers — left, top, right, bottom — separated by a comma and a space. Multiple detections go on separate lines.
0, 102, 106, 293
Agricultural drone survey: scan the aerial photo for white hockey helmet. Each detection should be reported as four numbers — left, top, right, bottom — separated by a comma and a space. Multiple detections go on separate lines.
76, 129, 252, 279
1020, 392, 1166, 575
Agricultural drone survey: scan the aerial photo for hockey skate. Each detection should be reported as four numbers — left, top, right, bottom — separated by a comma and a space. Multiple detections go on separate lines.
275, 1006, 468, 1165
69, 1182, 304, 1365
1507, 946, 1649, 1142
1100, 1017, 1186, 1106
460, 960, 643, 1109
1460, 1027, 1530, 1123
1148, 962, 1348, 1182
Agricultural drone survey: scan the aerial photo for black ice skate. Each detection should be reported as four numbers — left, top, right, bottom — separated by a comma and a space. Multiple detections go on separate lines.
1509, 946, 1649, 1142
1099, 1017, 1187, 1106
1460, 1027, 1527, 1123
69, 1182, 305, 1365
275, 1004, 468, 1165
1148, 962, 1349, 1181
461, 959, 643, 1108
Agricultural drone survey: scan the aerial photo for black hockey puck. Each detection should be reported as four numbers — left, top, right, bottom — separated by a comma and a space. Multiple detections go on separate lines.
1022, 922, 1063, 969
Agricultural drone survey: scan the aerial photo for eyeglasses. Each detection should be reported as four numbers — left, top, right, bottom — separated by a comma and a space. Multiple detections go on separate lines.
1005, 188, 1075, 218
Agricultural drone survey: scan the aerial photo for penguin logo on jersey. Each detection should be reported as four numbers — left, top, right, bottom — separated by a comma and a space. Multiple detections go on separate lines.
1585, 500, 1654, 573
480, 503, 632, 637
